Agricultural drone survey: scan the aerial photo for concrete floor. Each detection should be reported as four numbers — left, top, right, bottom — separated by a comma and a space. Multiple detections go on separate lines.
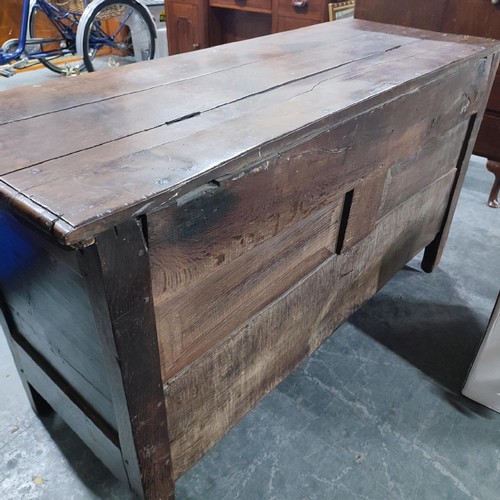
0, 66, 61, 92
1, 69, 500, 499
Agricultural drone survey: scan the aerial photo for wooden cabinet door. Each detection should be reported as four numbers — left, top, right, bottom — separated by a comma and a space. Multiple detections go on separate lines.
276, 15, 317, 32
166, 1, 207, 55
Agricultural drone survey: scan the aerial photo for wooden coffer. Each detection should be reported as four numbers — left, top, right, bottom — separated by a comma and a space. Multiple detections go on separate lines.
0, 19, 499, 499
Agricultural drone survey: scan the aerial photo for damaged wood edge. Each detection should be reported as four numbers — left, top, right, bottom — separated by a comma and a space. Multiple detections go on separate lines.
0, 180, 86, 250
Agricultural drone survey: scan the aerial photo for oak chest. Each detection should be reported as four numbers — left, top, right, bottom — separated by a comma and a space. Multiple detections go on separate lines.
1, 19, 499, 499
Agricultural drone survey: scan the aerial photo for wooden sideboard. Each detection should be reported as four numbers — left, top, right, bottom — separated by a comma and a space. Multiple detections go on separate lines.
165, 0, 353, 54
1, 19, 498, 499
355, 0, 500, 207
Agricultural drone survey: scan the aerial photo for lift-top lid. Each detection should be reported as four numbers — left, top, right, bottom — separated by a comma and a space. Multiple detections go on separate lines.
0, 19, 498, 247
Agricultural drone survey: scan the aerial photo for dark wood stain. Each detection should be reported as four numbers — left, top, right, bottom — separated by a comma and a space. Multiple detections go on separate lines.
0, 209, 115, 427
81, 219, 174, 499
1, 22, 497, 245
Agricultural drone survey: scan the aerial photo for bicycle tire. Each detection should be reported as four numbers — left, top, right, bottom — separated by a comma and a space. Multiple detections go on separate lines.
29, 4, 86, 75
77, 0, 156, 72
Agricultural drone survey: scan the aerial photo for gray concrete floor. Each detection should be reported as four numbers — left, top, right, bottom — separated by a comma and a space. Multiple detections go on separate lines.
0, 66, 61, 92
1, 68, 500, 499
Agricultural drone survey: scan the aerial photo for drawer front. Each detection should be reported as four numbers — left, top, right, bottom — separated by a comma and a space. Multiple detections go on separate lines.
277, 15, 318, 32
210, 0, 272, 13
474, 112, 500, 162
278, 0, 327, 22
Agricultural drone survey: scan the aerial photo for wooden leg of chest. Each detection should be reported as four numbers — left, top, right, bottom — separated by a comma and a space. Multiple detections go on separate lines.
421, 114, 479, 272
80, 218, 174, 500
487, 160, 500, 208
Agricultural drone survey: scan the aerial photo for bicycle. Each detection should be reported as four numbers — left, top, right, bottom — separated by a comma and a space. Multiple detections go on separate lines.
0, 0, 157, 77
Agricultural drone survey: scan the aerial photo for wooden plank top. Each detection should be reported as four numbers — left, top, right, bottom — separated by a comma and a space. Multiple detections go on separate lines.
1, 19, 499, 247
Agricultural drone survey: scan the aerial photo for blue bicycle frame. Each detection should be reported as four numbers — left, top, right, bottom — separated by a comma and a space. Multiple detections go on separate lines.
0, 0, 87, 66
0, 0, 31, 64
1, 0, 155, 76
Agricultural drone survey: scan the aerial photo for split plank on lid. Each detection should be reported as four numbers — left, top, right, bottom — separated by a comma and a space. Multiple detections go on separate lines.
0, 20, 364, 126
0, 29, 414, 174
1, 37, 493, 246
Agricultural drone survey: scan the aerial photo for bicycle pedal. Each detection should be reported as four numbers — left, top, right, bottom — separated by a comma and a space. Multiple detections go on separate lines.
107, 57, 120, 68
61, 65, 82, 76
0, 66, 16, 78
12, 57, 31, 70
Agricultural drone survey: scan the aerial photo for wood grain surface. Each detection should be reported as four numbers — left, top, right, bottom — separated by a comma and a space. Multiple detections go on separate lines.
148, 48, 487, 378
0, 0, 23, 42
0, 210, 115, 427
355, 0, 500, 39
0, 19, 498, 246
165, 171, 456, 478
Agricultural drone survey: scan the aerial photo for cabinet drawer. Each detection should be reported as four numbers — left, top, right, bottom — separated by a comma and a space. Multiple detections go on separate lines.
210, 0, 272, 14
278, 0, 327, 22
277, 15, 318, 32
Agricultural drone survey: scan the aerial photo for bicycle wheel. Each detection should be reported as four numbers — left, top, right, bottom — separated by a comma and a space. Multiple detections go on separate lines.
77, 0, 156, 72
29, 4, 86, 75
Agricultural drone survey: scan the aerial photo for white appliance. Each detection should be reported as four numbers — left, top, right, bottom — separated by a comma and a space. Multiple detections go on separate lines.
146, 1, 169, 57
463, 293, 500, 412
